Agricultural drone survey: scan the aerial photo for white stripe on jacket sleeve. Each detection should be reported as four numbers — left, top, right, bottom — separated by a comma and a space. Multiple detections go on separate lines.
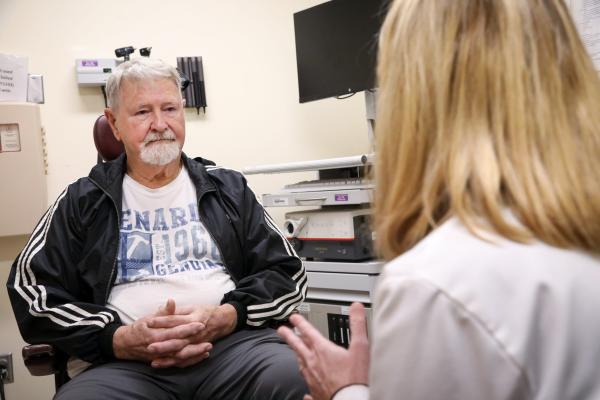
244, 211, 306, 323
206, 167, 307, 324
14, 187, 114, 328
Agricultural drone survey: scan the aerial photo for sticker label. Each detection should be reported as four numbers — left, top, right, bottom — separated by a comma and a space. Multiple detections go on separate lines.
0, 124, 21, 152
272, 197, 290, 206
335, 193, 349, 202
81, 60, 99, 67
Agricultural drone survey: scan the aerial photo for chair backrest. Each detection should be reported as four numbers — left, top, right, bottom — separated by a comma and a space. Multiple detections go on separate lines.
93, 115, 124, 161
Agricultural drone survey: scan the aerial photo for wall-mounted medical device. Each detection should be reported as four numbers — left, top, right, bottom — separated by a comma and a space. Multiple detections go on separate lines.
75, 58, 118, 87
284, 208, 374, 261
177, 56, 207, 114
76, 45, 153, 87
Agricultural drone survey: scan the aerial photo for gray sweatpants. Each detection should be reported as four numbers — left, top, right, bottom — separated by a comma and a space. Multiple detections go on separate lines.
54, 328, 308, 400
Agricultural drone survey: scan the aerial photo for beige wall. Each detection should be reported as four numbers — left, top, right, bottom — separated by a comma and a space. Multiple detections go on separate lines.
0, 0, 370, 201
0, 0, 371, 398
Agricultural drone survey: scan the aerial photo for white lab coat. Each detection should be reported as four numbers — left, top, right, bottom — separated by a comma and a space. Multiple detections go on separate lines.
335, 218, 600, 400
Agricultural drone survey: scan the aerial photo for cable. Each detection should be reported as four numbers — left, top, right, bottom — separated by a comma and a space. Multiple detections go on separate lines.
101, 85, 108, 108
98, 85, 109, 163
0, 364, 7, 400
0, 370, 5, 400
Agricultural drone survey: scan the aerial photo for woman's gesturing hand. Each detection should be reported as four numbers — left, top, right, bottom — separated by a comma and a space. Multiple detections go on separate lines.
278, 302, 370, 400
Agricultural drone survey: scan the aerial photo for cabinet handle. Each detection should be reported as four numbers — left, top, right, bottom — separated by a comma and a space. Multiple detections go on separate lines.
296, 197, 327, 205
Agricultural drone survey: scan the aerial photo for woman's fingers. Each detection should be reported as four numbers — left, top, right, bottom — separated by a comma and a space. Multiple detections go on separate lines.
278, 326, 313, 361
349, 303, 369, 349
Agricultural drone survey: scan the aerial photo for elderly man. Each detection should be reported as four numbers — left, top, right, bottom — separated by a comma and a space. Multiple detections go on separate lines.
7, 58, 308, 399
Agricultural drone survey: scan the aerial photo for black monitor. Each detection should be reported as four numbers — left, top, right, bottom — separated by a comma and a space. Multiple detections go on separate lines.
293, 0, 388, 103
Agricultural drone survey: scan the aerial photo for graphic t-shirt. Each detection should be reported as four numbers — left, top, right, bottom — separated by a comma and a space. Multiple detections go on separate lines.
106, 166, 236, 324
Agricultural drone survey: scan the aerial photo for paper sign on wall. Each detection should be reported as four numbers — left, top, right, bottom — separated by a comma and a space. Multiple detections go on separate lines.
0, 124, 21, 152
0, 53, 28, 102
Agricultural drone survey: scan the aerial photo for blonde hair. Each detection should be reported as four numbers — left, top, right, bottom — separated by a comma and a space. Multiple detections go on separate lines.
374, 0, 600, 259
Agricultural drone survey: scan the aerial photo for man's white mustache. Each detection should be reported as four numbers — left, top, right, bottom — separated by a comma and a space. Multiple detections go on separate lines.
143, 130, 176, 145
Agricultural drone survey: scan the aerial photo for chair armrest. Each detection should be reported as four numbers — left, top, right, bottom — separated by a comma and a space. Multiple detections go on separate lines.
22, 344, 58, 376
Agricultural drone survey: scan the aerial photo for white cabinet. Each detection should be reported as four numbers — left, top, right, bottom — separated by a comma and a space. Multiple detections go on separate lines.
0, 103, 47, 237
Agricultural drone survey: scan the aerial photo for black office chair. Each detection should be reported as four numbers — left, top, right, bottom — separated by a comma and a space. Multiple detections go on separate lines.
21, 115, 123, 389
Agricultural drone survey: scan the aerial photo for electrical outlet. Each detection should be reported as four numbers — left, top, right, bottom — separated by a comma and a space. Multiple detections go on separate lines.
0, 352, 14, 384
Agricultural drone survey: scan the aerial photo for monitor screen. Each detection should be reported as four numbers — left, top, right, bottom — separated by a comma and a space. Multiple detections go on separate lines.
293, 0, 388, 103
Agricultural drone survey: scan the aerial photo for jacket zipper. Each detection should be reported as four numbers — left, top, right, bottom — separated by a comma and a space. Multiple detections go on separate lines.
196, 195, 239, 286
89, 177, 121, 304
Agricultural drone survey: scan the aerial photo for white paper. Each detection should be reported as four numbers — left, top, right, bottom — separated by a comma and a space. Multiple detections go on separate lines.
0, 53, 29, 102
568, 0, 600, 70
27, 74, 44, 104
0, 124, 21, 152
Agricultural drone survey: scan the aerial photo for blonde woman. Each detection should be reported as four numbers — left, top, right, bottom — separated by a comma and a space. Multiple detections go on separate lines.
279, 0, 600, 399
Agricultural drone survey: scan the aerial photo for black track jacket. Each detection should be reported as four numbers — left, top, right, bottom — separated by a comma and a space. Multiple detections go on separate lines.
7, 153, 306, 365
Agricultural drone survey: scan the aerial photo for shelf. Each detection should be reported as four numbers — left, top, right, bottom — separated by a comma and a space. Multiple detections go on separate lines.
262, 188, 373, 207
304, 259, 384, 274
243, 154, 373, 175
304, 261, 384, 302
305, 270, 381, 303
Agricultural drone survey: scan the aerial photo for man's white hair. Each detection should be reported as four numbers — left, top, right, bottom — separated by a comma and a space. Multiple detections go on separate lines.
105, 58, 182, 110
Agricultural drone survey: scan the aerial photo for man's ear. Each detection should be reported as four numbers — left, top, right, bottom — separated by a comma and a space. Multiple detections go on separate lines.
104, 108, 122, 142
